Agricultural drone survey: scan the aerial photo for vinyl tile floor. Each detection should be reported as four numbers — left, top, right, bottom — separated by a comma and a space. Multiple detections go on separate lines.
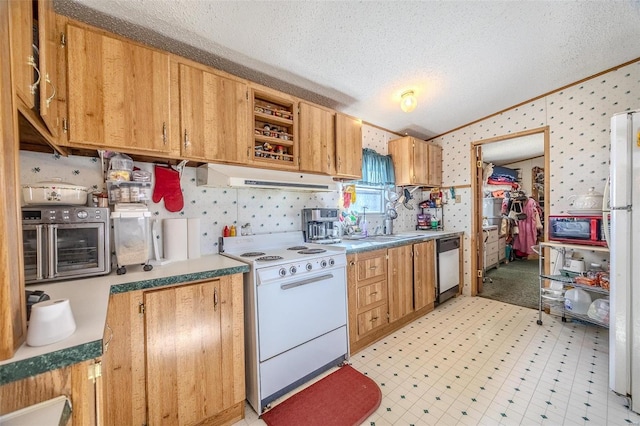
235, 295, 640, 425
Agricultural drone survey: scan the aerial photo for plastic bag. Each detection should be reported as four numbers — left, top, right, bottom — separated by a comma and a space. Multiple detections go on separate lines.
587, 299, 609, 325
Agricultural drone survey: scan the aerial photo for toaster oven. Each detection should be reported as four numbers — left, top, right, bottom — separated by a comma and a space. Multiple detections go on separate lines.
548, 215, 608, 246
22, 207, 111, 283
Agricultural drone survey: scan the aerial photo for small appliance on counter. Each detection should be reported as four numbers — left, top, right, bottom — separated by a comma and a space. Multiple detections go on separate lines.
302, 208, 341, 243
21, 206, 111, 284
111, 204, 153, 275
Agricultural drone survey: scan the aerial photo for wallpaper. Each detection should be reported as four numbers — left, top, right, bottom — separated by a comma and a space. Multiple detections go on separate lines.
432, 60, 639, 294
19, 151, 339, 256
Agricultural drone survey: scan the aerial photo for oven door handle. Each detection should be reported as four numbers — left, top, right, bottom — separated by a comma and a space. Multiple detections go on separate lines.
47, 224, 58, 279
35, 224, 44, 280
280, 273, 334, 290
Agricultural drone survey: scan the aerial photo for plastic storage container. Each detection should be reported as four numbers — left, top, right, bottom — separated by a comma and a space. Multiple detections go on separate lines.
564, 288, 592, 314
107, 181, 152, 204
111, 205, 153, 274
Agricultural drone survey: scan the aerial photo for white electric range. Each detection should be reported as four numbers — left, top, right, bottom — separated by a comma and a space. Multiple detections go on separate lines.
219, 231, 349, 413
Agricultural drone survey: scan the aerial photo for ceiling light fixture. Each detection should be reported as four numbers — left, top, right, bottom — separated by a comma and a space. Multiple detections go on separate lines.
400, 90, 417, 113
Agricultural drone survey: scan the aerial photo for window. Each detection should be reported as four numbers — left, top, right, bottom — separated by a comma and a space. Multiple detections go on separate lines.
351, 185, 385, 214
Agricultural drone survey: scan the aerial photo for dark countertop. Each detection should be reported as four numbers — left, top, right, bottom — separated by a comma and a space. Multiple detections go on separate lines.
334, 230, 464, 254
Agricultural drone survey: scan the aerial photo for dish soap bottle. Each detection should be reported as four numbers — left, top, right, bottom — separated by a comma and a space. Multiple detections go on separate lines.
223, 225, 230, 237
230, 225, 237, 237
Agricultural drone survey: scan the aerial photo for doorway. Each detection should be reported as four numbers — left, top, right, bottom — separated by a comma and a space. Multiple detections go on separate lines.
470, 127, 550, 308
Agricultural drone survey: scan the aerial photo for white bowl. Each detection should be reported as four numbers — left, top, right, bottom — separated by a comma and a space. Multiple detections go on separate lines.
26, 299, 76, 347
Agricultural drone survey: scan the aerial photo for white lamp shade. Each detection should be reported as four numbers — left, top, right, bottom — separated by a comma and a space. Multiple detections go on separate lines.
400, 91, 417, 112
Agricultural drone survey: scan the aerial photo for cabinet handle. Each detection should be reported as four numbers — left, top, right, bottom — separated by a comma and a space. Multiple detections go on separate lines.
349, 260, 356, 266
27, 55, 41, 95
184, 129, 190, 148
370, 316, 379, 322
369, 265, 378, 270
44, 73, 56, 107
162, 122, 167, 144
214, 288, 218, 311
337, 157, 342, 171
370, 291, 378, 296
327, 154, 330, 170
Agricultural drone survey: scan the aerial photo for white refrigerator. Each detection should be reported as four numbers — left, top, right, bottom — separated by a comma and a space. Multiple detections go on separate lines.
607, 109, 640, 412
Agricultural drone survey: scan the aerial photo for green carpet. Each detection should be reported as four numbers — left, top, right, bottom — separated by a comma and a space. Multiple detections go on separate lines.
479, 259, 540, 310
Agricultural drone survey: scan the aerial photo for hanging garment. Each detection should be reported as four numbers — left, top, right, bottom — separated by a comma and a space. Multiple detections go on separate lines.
512, 197, 540, 255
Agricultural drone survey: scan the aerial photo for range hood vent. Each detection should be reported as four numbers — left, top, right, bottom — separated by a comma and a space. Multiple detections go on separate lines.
196, 164, 338, 192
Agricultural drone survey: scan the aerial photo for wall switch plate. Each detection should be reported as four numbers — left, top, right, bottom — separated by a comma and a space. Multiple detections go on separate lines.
455, 195, 461, 203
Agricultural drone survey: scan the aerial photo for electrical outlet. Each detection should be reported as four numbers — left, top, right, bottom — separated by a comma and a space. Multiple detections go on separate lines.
455, 195, 461, 203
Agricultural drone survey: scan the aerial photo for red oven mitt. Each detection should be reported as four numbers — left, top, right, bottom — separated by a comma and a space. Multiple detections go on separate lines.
152, 164, 184, 212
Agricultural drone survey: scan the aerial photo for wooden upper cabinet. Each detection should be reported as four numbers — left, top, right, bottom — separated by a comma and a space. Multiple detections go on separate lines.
388, 135, 442, 186
9, 0, 65, 139
66, 24, 172, 154
335, 113, 362, 179
427, 143, 443, 186
36, 0, 59, 137
9, 0, 35, 109
298, 101, 335, 174
413, 240, 436, 310
174, 62, 250, 163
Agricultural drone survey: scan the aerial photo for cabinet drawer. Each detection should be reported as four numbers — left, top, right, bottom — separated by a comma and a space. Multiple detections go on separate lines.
357, 280, 387, 310
486, 241, 499, 256
485, 229, 498, 243
485, 252, 499, 268
357, 305, 387, 336
356, 250, 387, 282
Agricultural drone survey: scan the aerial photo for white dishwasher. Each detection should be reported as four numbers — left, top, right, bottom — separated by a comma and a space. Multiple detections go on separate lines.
436, 236, 460, 304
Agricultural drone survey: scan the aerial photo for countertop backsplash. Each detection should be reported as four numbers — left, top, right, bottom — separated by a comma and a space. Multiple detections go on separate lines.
19, 151, 341, 255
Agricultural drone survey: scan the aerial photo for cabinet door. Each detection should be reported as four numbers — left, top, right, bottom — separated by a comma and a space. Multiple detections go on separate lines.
388, 245, 414, 322
178, 63, 249, 163
388, 136, 413, 185
427, 143, 442, 186
0, 0, 27, 361
335, 113, 362, 179
414, 240, 436, 310
298, 101, 335, 174
9, 0, 35, 109
66, 25, 171, 153
413, 139, 430, 185
37, 0, 59, 137
145, 277, 244, 426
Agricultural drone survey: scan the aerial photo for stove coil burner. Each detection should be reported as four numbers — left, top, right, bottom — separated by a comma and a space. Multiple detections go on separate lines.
297, 248, 327, 255
256, 255, 284, 262
241, 252, 266, 257
287, 246, 308, 250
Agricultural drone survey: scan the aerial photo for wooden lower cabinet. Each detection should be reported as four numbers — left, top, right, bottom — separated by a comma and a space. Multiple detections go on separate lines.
413, 240, 436, 310
0, 359, 99, 426
347, 242, 438, 354
387, 245, 414, 323
101, 274, 245, 426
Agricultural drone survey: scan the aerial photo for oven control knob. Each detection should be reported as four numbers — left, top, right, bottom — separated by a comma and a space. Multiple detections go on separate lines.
289, 266, 297, 275
76, 210, 88, 219
279, 268, 287, 277
320, 260, 327, 268
306, 263, 313, 271
329, 258, 335, 267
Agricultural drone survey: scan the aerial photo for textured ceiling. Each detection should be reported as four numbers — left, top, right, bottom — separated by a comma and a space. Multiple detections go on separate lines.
55, 0, 640, 140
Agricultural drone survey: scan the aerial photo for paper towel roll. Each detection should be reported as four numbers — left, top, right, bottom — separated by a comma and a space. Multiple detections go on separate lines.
187, 218, 201, 259
163, 218, 188, 261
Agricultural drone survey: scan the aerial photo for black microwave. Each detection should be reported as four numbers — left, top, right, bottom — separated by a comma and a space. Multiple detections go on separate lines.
548, 215, 608, 247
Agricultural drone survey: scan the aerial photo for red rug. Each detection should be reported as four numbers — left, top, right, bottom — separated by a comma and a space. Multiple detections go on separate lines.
261, 365, 382, 426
